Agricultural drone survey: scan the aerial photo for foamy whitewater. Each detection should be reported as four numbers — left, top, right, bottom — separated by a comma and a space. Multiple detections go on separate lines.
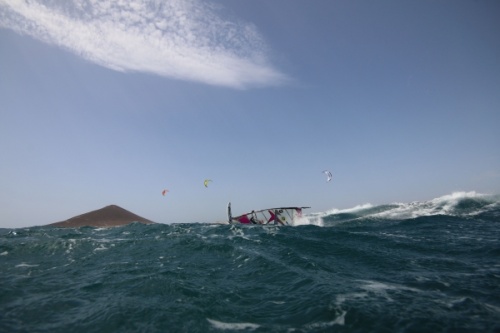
1, 192, 499, 332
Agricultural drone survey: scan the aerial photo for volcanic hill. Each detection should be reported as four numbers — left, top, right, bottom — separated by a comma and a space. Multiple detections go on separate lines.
47, 205, 156, 228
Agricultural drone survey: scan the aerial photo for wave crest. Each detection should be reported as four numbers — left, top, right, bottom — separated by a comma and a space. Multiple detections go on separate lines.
304, 192, 499, 226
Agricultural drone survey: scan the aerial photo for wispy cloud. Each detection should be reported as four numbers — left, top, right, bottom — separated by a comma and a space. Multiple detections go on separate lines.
0, 0, 288, 89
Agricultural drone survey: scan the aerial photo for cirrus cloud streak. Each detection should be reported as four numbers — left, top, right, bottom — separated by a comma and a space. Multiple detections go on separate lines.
0, 0, 288, 89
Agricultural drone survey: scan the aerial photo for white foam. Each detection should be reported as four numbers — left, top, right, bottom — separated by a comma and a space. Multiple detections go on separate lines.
304, 311, 347, 329
65, 239, 76, 254
0, 251, 8, 256
300, 203, 374, 226
293, 215, 324, 226
359, 279, 421, 294
335, 292, 368, 307
321, 203, 374, 217
207, 318, 260, 330
94, 244, 108, 251
15, 263, 39, 268
369, 191, 489, 220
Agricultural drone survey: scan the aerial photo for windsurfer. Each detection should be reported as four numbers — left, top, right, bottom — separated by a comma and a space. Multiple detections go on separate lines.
250, 211, 261, 224
276, 215, 285, 225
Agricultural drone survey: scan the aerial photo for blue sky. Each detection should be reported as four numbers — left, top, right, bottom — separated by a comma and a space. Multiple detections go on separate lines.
1, 0, 499, 227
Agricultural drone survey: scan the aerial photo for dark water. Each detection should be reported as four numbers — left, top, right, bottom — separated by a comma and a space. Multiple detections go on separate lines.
1, 193, 499, 332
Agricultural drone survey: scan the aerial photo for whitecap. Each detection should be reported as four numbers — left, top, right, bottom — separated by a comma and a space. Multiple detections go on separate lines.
294, 215, 324, 226
270, 301, 285, 304
304, 311, 347, 329
15, 263, 39, 268
207, 318, 259, 331
358, 279, 422, 298
316, 191, 495, 221
94, 245, 108, 251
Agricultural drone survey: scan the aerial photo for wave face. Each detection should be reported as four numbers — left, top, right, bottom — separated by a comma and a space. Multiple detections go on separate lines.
1, 192, 499, 332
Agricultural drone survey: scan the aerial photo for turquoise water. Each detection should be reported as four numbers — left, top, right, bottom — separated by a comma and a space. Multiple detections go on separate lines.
1, 193, 499, 332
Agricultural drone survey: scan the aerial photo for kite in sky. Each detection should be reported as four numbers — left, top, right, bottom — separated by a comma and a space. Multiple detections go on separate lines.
323, 170, 333, 182
204, 179, 212, 188
162, 189, 169, 196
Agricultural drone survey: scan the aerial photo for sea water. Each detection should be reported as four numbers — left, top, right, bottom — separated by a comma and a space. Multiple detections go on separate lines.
1, 192, 499, 332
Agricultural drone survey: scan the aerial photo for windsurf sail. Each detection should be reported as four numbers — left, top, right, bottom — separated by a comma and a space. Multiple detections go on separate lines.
228, 203, 310, 226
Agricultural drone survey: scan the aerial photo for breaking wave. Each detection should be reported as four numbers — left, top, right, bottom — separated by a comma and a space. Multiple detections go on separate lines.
306, 191, 500, 226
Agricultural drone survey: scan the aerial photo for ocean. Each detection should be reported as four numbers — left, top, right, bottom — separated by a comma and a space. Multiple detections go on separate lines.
1, 192, 499, 332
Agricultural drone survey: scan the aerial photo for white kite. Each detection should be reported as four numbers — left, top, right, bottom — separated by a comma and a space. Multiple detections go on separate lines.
323, 170, 333, 182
